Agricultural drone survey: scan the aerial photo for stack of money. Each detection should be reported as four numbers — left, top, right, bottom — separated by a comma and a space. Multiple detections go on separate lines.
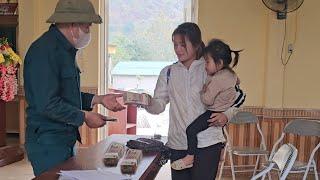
103, 142, 125, 167
120, 149, 143, 174
123, 91, 149, 106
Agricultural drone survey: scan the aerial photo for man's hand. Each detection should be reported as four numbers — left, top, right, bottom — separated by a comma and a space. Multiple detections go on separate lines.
208, 112, 228, 127
92, 94, 125, 112
83, 111, 106, 128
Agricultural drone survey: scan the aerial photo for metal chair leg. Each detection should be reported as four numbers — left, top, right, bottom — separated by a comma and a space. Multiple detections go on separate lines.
313, 159, 319, 180
218, 147, 227, 180
252, 155, 260, 177
303, 160, 313, 180
251, 163, 275, 180
264, 154, 272, 180
229, 151, 236, 180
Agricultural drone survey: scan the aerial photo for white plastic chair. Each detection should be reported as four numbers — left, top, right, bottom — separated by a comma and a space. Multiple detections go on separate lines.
266, 119, 320, 180
251, 143, 298, 180
218, 111, 269, 180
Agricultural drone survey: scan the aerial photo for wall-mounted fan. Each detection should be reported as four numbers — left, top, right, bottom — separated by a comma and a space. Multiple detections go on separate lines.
262, 0, 304, 19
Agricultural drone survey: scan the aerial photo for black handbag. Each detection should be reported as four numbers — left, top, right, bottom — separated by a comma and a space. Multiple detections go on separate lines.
126, 138, 170, 166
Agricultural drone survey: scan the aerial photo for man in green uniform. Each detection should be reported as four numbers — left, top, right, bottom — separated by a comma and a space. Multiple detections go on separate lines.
23, 0, 125, 176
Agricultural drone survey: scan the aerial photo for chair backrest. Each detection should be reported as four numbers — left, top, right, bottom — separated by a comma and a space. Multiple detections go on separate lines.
229, 111, 258, 124
269, 119, 320, 178
250, 143, 298, 180
272, 143, 298, 180
225, 111, 267, 150
284, 119, 320, 137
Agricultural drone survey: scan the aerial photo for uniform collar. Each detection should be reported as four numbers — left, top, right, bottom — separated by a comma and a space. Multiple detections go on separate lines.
49, 24, 78, 54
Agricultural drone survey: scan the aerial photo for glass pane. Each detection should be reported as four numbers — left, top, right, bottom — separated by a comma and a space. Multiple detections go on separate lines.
108, 0, 191, 136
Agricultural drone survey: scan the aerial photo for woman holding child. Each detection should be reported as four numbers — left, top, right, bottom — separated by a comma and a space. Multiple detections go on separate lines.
143, 22, 245, 180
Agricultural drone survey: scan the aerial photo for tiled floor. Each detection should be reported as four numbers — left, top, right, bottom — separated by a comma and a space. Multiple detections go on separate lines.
155, 163, 246, 180
0, 158, 242, 180
0, 157, 318, 180
0, 134, 34, 179
0, 158, 34, 180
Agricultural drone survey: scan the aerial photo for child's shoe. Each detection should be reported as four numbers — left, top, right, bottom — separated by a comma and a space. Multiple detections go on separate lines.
171, 159, 193, 170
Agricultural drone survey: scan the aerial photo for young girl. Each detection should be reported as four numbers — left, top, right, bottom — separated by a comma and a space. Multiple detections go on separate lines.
171, 39, 242, 171
144, 23, 245, 180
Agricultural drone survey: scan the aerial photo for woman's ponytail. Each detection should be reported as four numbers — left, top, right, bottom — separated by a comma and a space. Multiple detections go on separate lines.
197, 41, 205, 59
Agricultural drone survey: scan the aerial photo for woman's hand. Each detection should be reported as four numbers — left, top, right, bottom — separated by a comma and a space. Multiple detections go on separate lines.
142, 93, 152, 105
208, 112, 228, 127
137, 93, 152, 108
92, 94, 125, 112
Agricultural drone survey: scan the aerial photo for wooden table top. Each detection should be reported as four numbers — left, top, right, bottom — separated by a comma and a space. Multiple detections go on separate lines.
34, 134, 166, 180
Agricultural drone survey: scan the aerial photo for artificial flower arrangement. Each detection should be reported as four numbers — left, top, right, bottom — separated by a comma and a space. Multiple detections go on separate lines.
0, 37, 22, 102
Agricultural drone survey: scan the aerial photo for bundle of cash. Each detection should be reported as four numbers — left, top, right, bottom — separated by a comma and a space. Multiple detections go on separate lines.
123, 91, 149, 106
103, 142, 125, 167
120, 149, 143, 174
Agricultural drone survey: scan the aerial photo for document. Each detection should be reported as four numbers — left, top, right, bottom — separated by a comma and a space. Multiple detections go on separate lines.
58, 170, 131, 180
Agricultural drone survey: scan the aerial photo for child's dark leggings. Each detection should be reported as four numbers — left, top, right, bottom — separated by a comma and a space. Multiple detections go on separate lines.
186, 110, 217, 155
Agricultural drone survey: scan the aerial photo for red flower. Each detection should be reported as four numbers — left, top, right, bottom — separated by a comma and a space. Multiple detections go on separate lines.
0, 64, 18, 102
0, 37, 19, 102
0, 45, 5, 51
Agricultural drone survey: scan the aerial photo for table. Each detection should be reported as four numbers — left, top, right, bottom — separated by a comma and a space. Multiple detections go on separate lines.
34, 134, 167, 180
0, 100, 24, 167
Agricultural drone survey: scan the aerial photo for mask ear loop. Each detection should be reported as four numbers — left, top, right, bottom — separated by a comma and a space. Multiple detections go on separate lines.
69, 24, 78, 46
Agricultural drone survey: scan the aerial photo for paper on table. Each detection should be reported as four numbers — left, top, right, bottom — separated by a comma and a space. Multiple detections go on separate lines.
58, 170, 132, 180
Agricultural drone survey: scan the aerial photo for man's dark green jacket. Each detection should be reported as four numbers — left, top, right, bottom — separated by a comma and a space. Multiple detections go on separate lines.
23, 25, 93, 146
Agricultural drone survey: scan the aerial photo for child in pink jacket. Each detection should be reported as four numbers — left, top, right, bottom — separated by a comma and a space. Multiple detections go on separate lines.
172, 39, 242, 170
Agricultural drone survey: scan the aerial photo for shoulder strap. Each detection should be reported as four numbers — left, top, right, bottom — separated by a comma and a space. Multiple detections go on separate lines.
166, 65, 171, 85
166, 62, 178, 85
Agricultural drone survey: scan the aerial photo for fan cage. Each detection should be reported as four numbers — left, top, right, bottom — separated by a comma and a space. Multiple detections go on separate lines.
262, 0, 304, 13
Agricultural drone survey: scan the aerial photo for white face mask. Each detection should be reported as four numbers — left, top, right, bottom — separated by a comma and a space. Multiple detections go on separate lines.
71, 26, 91, 49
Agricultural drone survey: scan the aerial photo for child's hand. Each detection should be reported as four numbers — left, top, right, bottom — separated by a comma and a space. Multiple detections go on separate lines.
236, 77, 241, 85
202, 84, 208, 93
202, 79, 212, 93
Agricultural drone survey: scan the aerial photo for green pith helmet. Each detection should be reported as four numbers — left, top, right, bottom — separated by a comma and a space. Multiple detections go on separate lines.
47, 0, 102, 24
